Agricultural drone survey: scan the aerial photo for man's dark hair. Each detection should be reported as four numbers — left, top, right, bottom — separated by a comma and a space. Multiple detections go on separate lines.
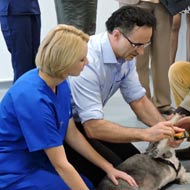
106, 5, 156, 34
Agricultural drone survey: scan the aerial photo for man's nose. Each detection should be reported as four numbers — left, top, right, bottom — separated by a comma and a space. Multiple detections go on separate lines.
136, 46, 145, 55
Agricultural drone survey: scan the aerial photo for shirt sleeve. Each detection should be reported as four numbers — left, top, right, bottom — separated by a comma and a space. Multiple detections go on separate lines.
13, 92, 64, 152
120, 59, 146, 103
69, 58, 104, 123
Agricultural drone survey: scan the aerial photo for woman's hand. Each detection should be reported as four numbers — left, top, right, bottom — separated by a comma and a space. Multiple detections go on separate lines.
106, 167, 138, 187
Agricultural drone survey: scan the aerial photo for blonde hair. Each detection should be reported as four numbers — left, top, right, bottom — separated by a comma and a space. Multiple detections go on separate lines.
35, 24, 89, 78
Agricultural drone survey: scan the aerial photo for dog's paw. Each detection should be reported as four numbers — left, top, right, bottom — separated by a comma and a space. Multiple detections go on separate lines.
179, 172, 190, 184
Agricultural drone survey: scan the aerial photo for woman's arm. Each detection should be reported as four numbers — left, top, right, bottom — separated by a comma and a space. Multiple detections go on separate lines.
45, 146, 89, 190
65, 118, 138, 187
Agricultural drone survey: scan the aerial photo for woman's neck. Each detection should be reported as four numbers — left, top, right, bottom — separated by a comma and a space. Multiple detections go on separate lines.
38, 70, 63, 93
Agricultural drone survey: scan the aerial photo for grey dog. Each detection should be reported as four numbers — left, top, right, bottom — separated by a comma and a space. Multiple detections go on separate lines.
97, 138, 190, 190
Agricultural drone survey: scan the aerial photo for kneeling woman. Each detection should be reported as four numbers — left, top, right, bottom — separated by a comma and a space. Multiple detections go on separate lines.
0, 25, 137, 190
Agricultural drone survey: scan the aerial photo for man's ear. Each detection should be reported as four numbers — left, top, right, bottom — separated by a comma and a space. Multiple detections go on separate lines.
112, 29, 121, 40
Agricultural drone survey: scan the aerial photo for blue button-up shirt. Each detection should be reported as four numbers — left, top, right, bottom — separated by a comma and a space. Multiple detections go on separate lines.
69, 32, 145, 123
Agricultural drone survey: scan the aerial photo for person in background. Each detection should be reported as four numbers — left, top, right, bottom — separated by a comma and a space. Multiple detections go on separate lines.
117, 0, 174, 115
0, 25, 138, 190
68, 5, 183, 186
170, 6, 190, 64
0, 0, 41, 82
54, 0, 97, 35
169, 61, 190, 160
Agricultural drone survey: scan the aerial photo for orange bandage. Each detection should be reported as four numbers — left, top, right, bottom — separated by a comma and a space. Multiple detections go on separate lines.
174, 131, 189, 140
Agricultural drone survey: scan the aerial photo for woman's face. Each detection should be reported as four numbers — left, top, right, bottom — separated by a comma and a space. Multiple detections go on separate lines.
68, 42, 88, 76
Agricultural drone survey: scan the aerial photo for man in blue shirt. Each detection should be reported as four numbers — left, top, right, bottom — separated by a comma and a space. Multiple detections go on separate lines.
68, 5, 182, 186
0, 0, 41, 82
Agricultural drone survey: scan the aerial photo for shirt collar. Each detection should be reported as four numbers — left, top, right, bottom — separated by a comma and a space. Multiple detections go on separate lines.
101, 32, 119, 64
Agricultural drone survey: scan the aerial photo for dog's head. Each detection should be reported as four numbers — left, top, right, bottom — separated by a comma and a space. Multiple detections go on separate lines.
146, 130, 190, 159
145, 139, 173, 159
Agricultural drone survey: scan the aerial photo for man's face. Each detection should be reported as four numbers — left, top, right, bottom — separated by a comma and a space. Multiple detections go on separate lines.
113, 26, 152, 60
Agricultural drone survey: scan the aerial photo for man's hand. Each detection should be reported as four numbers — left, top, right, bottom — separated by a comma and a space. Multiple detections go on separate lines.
167, 138, 184, 148
175, 116, 190, 131
145, 121, 184, 142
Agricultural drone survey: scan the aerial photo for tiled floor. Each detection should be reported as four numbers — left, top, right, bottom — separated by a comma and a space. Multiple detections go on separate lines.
0, 81, 190, 189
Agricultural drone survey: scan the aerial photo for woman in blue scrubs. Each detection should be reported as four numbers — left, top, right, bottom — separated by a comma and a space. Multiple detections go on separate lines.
0, 25, 137, 190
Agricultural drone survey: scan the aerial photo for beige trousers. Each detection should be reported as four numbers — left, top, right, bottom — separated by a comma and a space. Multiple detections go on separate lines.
118, 1, 172, 111
168, 61, 190, 107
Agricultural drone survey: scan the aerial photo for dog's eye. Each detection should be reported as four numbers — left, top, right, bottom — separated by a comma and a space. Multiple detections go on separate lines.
163, 151, 172, 158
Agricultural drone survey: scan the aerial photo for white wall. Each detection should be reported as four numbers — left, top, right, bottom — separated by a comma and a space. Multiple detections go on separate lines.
0, 0, 187, 82
175, 14, 187, 62
0, 0, 119, 82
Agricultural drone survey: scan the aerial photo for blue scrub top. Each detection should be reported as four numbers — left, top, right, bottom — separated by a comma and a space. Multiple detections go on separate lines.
0, 69, 71, 188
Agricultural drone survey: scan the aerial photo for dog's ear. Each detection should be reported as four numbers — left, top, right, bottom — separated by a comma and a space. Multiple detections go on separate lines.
145, 142, 159, 155
145, 142, 153, 152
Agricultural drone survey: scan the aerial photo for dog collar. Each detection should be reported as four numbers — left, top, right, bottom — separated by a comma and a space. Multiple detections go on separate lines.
154, 158, 181, 177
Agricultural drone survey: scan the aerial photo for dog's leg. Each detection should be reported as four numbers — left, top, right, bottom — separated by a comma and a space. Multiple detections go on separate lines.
179, 172, 190, 184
